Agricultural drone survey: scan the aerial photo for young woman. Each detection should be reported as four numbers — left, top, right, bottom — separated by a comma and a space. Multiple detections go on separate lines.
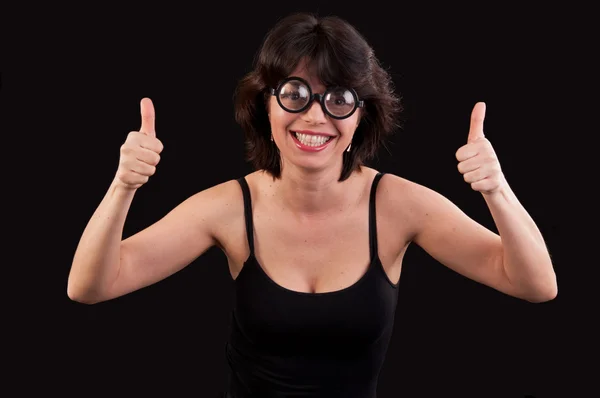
68, 12, 557, 397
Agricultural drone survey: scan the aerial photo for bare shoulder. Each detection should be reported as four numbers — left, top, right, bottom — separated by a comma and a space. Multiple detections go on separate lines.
375, 170, 476, 246
379, 173, 471, 232
201, 171, 267, 250
374, 171, 428, 242
184, 175, 248, 242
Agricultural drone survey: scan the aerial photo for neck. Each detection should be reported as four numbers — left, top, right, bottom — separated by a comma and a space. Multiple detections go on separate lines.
272, 162, 360, 219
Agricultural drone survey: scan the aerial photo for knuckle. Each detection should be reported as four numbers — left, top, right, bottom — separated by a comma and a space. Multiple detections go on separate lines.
156, 139, 164, 153
120, 145, 132, 155
117, 169, 128, 181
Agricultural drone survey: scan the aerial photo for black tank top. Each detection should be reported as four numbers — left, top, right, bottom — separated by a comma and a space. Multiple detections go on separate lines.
223, 172, 399, 398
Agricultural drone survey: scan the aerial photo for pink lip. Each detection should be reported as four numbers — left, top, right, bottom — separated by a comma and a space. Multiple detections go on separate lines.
290, 130, 335, 152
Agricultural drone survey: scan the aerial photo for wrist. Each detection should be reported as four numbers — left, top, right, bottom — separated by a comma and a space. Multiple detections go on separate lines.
110, 175, 138, 196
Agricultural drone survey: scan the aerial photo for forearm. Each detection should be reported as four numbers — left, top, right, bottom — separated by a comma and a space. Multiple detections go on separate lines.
483, 180, 557, 302
67, 176, 137, 303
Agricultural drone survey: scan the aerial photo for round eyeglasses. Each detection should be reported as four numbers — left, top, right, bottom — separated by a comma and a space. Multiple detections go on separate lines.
270, 76, 364, 120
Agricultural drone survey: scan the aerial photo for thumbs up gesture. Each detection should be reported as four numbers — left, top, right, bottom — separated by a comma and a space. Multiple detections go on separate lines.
455, 102, 506, 195
115, 98, 164, 190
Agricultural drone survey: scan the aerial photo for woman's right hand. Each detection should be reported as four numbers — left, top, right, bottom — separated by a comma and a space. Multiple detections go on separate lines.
115, 97, 164, 190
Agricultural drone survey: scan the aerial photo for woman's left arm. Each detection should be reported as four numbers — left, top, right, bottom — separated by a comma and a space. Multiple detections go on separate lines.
401, 102, 557, 303
456, 102, 557, 302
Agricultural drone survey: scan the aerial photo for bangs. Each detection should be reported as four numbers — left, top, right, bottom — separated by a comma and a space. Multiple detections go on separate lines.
258, 18, 370, 93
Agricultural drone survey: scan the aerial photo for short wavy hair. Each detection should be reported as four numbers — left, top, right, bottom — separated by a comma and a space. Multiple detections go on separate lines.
233, 12, 402, 181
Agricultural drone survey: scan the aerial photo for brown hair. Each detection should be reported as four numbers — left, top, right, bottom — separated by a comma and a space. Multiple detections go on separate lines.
233, 12, 402, 181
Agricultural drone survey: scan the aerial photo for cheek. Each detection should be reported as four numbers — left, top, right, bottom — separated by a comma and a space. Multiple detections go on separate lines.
336, 119, 359, 138
269, 106, 296, 130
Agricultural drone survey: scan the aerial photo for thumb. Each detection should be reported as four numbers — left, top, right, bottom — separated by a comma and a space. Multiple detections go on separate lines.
467, 102, 486, 143
140, 97, 156, 137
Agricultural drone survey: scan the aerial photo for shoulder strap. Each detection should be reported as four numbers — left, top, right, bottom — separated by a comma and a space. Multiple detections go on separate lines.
236, 177, 255, 256
369, 172, 385, 262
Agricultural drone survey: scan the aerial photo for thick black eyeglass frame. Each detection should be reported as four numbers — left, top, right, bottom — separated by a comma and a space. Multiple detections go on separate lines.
269, 76, 365, 120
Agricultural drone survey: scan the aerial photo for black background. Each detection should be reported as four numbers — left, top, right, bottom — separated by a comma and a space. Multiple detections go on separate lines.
3, 2, 595, 397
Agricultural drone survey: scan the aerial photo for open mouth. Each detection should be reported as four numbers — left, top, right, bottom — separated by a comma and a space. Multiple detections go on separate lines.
290, 131, 335, 151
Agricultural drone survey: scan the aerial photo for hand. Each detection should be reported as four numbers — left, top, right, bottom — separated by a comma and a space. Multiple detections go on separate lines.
455, 102, 505, 195
115, 98, 164, 190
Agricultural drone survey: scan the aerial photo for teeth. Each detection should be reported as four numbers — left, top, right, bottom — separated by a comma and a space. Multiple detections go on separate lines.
294, 132, 332, 147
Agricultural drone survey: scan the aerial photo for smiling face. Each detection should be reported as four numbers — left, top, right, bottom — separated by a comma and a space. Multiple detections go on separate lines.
268, 61, 361, 174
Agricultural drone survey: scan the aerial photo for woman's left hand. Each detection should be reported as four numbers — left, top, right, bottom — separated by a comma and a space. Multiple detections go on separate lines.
455, 102, 506, 195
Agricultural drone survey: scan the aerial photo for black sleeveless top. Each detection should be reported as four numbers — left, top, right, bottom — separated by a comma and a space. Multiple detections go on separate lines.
223, 172, 399, 398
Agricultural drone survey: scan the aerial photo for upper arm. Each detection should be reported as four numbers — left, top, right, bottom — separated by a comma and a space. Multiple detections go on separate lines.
104, 179, 239, 301
389, 175, 520, 299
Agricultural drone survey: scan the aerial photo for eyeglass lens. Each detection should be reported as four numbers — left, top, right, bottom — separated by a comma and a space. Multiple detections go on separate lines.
278, 80, 356, 117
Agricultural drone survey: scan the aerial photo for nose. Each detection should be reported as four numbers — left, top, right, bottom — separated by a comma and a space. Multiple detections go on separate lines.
302, 96, 327, 124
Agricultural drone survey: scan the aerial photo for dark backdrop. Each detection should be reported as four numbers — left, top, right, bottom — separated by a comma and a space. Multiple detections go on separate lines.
3, 2, 594, 398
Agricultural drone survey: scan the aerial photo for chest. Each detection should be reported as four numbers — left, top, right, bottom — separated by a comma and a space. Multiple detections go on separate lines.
260, 207, 368, 265
220, 196, 408, 294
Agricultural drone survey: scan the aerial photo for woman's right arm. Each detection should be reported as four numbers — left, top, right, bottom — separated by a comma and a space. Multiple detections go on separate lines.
67, 97, 230, 304
67, 177, 233, 304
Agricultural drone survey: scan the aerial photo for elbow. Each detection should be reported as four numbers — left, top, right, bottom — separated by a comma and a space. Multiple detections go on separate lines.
67, 289, 98, 305
525, 278, 558, 303
67, 281, 101, 305
526, 290, 557, 303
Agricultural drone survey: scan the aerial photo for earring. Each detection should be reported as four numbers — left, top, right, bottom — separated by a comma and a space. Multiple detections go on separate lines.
346, 142, 352, 152
271, 133, 274, 142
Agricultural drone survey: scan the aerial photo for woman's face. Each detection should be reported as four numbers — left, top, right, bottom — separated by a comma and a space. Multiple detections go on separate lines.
268, 63, 361, 173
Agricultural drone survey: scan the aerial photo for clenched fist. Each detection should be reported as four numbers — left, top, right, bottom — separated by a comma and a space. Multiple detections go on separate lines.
456, 102, 506, 195
115, 98, 164, 190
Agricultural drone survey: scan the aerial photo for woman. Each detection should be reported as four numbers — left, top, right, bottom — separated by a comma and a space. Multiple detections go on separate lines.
67, 12, 557, 397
